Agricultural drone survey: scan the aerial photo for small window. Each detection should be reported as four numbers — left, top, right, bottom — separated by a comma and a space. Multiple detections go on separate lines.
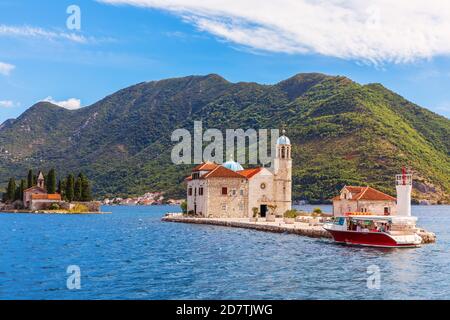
240, 189, 244, 196
232, 189, 236, 196
188, 188, 193, 196
221, 187, 228, 195
199, 187, 204, 196
222, 203, 227, 211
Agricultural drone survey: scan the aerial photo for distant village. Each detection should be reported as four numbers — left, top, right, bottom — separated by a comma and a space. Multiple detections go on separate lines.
102, 192, 183, 206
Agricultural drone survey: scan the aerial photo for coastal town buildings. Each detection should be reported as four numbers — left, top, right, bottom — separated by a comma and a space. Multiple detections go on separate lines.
23, 171, 62, 210
185, 131, 292, 218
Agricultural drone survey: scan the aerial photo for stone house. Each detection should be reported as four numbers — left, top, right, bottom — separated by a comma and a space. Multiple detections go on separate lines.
332, 186, 397, 216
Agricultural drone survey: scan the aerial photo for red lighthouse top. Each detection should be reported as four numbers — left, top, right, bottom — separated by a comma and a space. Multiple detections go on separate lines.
396, 167, 412, 186
402, 167, 407, 185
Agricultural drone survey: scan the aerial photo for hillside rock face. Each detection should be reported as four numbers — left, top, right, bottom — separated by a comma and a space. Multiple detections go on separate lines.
0, 73, 448, 203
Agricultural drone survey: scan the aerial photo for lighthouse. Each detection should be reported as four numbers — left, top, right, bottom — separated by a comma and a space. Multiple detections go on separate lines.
396, 167, 412, 217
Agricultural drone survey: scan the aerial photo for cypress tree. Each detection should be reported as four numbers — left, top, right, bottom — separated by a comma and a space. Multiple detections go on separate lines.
81, 175, 92, 201
18, 179, 25, 201
7, 178, 16, 202
47, 169, 57, 194
74, 176, 82, 201
27, 169, 33, 188
66, 174, 75, 202
60, 179, 67, 200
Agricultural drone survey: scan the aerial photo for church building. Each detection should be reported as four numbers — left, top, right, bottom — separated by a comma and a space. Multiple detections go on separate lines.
185, 131, 292, 218
23, 171, 62, 210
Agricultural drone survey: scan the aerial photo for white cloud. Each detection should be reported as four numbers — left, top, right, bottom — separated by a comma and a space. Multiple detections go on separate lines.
43, 97, 82, 110
99, 0, 450, 64
0, 61, 15, 76
0, 100, 17, 108
0, 25, 89, 43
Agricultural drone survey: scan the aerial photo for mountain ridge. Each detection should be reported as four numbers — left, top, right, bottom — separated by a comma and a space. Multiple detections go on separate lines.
0, 73, 448, 203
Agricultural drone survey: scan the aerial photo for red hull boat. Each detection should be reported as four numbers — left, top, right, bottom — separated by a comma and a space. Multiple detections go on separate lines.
324, 216, 422, 248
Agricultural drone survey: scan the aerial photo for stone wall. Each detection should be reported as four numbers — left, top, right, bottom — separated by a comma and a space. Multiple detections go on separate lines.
333, 199, 396, 216
206, 177, 248, 218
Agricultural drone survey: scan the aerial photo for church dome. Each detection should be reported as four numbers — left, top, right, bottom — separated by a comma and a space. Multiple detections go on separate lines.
223, 160, 244, 172
277, 130, 291, 145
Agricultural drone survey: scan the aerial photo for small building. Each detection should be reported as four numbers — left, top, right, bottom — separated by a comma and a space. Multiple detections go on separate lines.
23, 171, 62, 210
332, 186, 397, 216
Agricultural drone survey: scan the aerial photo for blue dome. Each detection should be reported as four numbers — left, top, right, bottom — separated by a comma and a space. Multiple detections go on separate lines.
277, 135, 291, 145
223, 160, 244, 172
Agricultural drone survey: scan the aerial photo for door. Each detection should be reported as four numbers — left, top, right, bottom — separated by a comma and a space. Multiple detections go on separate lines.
260, 205, 268, 217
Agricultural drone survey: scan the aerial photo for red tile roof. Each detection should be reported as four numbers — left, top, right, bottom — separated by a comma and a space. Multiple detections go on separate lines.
355, 186, 396, 201
333, 186, 396, 202
192, 162, 219, 172
31, 193, 62, 200
203, 165, 245, 179
238, 167, 263, 179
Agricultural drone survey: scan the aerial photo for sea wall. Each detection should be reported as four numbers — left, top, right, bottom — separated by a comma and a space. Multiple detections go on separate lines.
162, 215, 332, 239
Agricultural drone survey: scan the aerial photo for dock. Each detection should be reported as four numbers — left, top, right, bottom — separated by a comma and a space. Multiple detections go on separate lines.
163, 214, 332, 239
162, 214, 436, 244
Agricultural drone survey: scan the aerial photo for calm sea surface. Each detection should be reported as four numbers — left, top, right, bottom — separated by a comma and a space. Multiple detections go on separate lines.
0, 205, 449, 300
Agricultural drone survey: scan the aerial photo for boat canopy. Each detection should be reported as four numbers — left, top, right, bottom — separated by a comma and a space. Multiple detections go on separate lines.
348, 216, 417, 223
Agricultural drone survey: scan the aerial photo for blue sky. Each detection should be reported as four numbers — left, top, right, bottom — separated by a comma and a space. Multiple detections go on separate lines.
1, 0, 450, 123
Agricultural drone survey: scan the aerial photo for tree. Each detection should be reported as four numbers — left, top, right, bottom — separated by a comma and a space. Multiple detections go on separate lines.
47, 169, 57, 194
6, 178, 16, 202
81, 175, 92, 201
17, 179, 25, 201
74, 176, 82, 201
66, 174, 75, 202
27, 169, 33, 188
180, 201, 187, 214
60, 179, 67, 200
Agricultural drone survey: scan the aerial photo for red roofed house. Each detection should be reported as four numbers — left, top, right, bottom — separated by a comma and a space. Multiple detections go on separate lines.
185, 132, 292, 218
332, 186, 397, 216
23, 171, 62, 210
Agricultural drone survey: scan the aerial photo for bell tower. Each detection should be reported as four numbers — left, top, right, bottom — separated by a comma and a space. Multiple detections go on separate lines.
37, 171, 45, 189
273, 130, 292, 214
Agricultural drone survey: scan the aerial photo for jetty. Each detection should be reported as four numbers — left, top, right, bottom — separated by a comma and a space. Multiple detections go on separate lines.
162, 213, 436, 244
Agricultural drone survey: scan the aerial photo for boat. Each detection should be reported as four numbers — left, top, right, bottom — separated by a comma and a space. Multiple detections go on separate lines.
323, 215, 422, 248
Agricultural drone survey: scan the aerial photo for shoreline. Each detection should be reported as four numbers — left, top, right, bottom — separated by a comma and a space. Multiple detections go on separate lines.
0, 210, 111, 215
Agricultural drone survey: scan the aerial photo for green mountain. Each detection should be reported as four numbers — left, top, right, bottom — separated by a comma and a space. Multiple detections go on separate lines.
0, 73, 448, 203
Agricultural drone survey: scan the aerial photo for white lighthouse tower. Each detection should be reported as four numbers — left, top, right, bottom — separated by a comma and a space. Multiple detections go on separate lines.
396, 167, 412, 217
